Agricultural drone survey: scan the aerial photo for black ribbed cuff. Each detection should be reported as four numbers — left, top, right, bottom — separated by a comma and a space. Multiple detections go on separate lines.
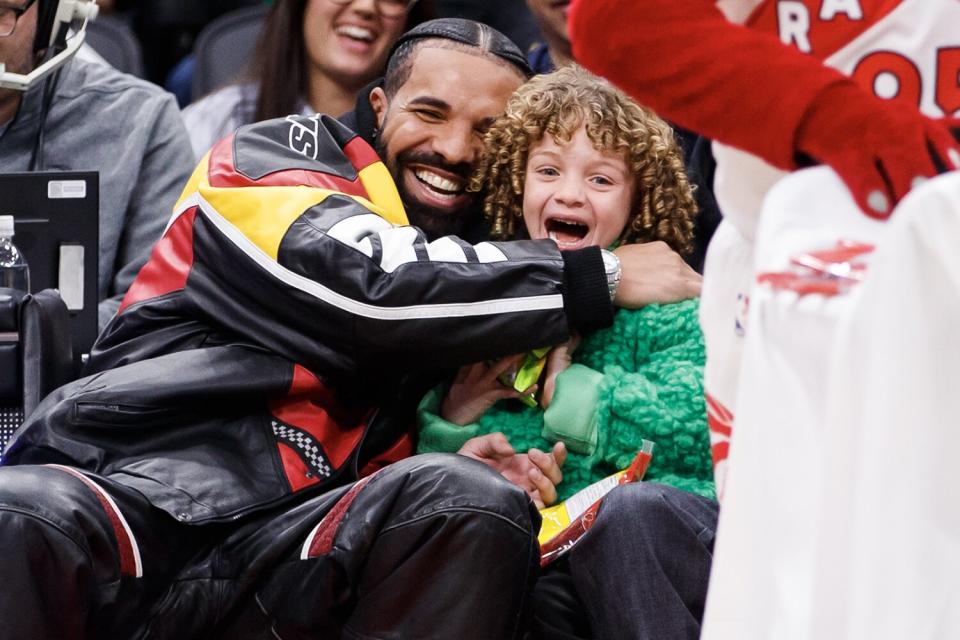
560, 247, 614, 334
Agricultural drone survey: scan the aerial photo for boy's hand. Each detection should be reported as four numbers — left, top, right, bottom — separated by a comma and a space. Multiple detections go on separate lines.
527, 443, 567, 507
459, 434, 567, 508
441, 355, 534, 425
540, 335, 581, 409
613, 241, 702, 308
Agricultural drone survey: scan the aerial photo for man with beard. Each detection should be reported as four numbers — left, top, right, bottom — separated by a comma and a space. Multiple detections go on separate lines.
339, 22, 522, 243
0, 18, 700, 638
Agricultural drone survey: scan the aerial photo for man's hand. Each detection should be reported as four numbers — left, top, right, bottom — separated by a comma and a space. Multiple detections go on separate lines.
458, 433, 567, 507
797, 81, 960, 218
441, 355, 533, 425
613, 241, 702, 308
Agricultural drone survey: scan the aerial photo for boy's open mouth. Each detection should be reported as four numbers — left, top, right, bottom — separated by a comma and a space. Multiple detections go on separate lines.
546, 218, 589, 245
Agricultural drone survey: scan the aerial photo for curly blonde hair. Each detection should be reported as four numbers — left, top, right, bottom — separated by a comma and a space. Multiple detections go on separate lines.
471, 65, 697, 253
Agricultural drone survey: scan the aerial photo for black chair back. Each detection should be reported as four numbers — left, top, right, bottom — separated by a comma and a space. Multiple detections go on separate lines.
192, 4, 269, 100
84, 15, 146, 78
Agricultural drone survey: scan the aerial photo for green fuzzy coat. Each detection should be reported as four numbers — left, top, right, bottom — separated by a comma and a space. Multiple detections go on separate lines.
417, 299, 715, 502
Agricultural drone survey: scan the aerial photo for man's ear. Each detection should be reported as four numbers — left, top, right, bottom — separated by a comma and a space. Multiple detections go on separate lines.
369, 86, 389, 129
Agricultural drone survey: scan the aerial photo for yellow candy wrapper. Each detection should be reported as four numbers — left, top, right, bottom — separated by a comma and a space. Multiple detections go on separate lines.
498, 346, 551, 407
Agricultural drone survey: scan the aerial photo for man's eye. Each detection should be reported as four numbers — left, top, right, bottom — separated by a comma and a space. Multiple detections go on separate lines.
414, 109, 443, 121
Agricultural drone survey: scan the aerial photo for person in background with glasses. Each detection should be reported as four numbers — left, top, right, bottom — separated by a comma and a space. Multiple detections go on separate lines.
181, 0, 437, 160
0, 0, 194, 328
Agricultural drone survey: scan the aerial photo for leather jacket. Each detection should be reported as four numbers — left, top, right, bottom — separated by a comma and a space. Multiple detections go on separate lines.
3, 114, 612, 524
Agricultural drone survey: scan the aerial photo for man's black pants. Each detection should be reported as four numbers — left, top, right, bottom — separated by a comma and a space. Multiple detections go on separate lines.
0, 454, 540, 639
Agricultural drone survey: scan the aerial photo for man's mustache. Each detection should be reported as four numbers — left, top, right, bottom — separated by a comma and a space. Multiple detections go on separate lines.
395, 151, 473, 182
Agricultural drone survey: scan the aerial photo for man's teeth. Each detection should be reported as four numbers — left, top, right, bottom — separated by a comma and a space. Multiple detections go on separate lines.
337, 25, 375, 42
414, 169, 463, 194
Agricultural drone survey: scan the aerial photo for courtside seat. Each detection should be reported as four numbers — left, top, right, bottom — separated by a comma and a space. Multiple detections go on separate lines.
0, 288, 76, 453
84, 15, 146, 78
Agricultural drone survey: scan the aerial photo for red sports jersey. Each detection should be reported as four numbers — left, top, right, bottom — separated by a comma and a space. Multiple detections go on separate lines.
570, 0, 960, 172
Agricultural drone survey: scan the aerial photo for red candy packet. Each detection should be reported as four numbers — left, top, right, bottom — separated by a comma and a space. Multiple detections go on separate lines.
538, 440, 654, 567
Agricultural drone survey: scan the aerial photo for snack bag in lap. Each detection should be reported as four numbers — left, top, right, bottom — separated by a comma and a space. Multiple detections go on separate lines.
539, 440, 654, 566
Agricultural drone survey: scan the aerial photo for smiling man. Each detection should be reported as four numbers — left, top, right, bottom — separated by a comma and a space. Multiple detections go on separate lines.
369, 43, 524, 238
340, 19, 533, 240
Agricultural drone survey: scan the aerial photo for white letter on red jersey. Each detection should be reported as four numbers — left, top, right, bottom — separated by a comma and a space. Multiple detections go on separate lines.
777, 1, 812, 54
819, 0, 864, 21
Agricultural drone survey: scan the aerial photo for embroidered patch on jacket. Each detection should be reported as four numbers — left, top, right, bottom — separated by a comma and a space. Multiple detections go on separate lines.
271, 419, 333, 479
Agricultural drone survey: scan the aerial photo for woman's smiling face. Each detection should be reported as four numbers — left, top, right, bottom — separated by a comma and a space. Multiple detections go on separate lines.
522, 126, 635, 249
302, 0, 408, 88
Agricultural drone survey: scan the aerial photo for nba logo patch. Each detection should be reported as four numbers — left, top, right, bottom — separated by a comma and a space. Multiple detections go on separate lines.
734, 292, 750, 336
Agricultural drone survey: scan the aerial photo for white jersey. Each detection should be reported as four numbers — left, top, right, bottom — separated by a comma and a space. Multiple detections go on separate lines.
703, 167, 960, 639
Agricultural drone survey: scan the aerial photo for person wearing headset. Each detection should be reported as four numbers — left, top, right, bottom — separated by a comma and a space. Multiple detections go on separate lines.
0, 0, 194, 328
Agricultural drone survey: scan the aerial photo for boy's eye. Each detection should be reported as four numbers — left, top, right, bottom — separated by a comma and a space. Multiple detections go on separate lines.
537, 167, 559, 177
591, 175, 614, 186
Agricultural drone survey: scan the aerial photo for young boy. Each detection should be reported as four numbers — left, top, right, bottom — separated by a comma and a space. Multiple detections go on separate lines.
417, 65, 714, 503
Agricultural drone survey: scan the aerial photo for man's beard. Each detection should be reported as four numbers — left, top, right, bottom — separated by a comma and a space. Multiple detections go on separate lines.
375, 139, 484, 241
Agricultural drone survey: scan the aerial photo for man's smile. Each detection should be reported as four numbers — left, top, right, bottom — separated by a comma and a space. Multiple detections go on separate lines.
402, 164, 471, 210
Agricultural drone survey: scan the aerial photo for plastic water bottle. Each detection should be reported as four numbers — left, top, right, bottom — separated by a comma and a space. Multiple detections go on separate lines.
0, 215, 30, 293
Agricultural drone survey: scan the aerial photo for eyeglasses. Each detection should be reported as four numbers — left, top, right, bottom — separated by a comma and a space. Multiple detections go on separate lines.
0, 0, 37, 38
328, 0, 419, 19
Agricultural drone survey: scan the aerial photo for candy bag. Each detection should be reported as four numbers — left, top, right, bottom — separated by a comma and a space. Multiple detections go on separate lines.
538, 440, 654, 567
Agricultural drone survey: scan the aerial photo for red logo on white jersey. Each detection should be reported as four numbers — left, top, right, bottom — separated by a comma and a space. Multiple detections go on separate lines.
706, 392, 733, 498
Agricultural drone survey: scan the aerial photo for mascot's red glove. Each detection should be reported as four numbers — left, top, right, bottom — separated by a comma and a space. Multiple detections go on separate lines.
795, 81, 960, 219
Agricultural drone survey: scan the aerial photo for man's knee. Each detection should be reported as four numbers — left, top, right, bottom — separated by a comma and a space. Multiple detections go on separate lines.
0, 465, 128, 578
0, 465, 94, 527
375, 453, 537, 531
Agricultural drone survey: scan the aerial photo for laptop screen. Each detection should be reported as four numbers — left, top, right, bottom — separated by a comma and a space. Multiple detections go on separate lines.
0, 171, 99, 357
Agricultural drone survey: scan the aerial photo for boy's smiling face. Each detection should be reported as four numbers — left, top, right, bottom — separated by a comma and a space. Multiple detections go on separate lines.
522, 126, 634, 250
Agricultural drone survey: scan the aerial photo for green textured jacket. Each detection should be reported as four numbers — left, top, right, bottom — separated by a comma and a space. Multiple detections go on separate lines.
417, 299, 715, 502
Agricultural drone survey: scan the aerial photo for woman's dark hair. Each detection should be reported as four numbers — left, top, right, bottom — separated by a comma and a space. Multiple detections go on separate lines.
249, 0, 437, 122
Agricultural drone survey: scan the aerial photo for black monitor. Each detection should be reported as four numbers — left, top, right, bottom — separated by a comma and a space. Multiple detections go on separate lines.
0, 171, 99, 357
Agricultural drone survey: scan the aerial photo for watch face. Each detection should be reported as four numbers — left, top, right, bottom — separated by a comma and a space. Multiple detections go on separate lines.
600, 250, 621, 301
601, 250, 620, 276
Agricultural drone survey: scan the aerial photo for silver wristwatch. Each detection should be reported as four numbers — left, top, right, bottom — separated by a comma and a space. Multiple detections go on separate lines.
600, 249, 621, 302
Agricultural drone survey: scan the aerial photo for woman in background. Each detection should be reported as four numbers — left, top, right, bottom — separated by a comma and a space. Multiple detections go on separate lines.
182, 0, 436, 159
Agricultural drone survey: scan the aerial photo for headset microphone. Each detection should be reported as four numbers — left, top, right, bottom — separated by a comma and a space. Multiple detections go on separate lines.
0, 0, 99, 91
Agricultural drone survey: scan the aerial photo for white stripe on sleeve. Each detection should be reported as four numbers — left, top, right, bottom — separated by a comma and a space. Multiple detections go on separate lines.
197, 193, 564, 320
425, 237, 469, 263
474, 242, 508, 263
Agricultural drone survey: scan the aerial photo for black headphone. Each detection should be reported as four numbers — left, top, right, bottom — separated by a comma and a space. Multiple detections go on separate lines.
33, 0, 95, 55
34, 0, 61, 54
